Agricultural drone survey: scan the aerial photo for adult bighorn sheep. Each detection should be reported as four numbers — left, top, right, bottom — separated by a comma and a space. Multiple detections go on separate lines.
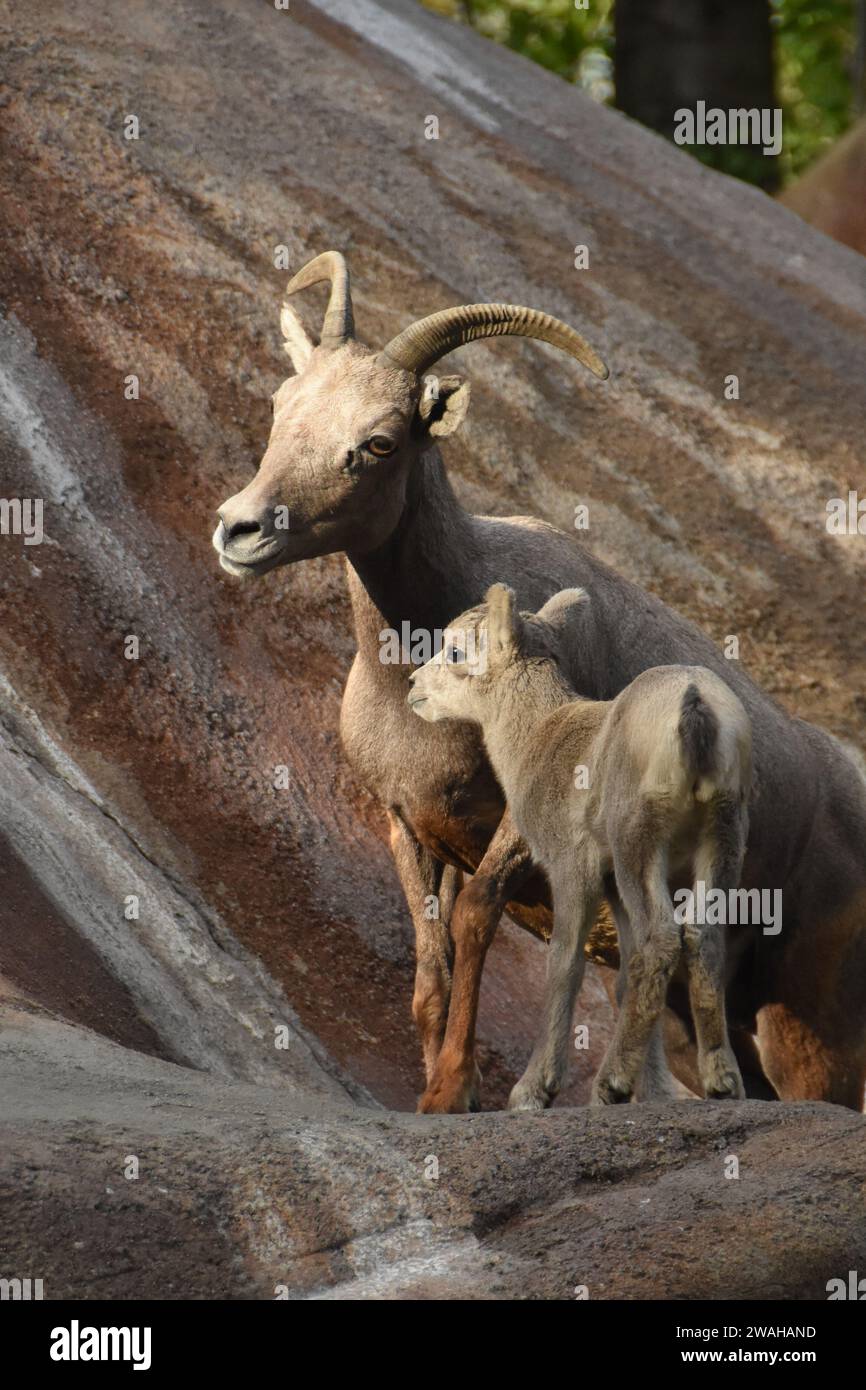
214, 250, 866, 1114
410, 585, 752, 1110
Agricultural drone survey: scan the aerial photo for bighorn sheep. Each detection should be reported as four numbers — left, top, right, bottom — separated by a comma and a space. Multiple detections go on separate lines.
409, 585, 752, 1109
214, 250, 866, 1114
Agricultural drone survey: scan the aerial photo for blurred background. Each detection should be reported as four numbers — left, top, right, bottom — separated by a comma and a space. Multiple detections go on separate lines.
2, 0, 866, 1296
422, 0, 866, 204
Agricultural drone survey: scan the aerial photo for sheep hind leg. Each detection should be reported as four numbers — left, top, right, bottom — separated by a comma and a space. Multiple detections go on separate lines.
608, 895, 681, 1102
684, 796, 746, 1100
635, 1020, 683, 1100
592, 842, 682, 1106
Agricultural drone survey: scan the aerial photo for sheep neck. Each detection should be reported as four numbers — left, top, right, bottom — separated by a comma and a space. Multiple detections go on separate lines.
479, 660, 583, 803
345, 447, 478, 664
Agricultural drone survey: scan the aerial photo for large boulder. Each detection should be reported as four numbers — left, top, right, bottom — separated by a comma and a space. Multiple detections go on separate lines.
0, 0, 864, 1297
3, 1008, 865, 1300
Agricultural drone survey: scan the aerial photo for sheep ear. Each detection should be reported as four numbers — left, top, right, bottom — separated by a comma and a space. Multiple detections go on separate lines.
486, 584, 522, 657
280, 301, 315, 374
417, 375, 471, 438
536, 587, 589, 637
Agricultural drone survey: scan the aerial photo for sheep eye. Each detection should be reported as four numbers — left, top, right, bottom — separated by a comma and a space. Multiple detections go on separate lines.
447, 646, 465, 664
367, 436, 396, 458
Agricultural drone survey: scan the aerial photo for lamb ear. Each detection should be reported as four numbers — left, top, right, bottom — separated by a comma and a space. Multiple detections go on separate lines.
485, 583, 522, 656
280, 301, 315, 374
535, 587, 589, 643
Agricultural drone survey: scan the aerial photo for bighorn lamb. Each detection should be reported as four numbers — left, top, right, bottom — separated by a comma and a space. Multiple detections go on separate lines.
214, 250, 866, 1114
410, 585, 752, 1109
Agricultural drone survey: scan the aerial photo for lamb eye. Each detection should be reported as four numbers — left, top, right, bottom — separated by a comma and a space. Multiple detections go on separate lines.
367, 435, 396, 457
447, 646, 465, 664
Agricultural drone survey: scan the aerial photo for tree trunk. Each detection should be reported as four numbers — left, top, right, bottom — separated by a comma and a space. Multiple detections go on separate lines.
856, 0, 866, 114
615, 0, 778, 190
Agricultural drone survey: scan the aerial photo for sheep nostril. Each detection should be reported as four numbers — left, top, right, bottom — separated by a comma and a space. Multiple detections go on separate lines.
224, 519, 261, 542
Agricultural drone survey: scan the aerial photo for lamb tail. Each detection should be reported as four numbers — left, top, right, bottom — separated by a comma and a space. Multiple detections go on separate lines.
678, 682, 719, 780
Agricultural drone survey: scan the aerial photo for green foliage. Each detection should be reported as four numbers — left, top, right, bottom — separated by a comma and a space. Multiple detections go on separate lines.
773, 0, 857, 180
423, 0, 614, 96
421, 0, 859, 186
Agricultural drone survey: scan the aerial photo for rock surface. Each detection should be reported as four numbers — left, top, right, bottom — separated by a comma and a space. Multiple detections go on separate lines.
0, 0, 864, 1298
3, 1008, 865, 1300
781, 117, 866, 258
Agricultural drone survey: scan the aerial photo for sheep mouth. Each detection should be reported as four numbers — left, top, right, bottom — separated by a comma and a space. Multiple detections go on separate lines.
213, 526, 289, 579
217, 548, 287, 580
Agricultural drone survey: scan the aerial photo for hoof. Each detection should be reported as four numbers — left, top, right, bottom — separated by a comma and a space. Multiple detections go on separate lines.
418, 1064, 481, 1115
591, 1075, 633, 1106
705, 1074, 745, 1100
508, 1079, 552, 1113
701, 1052, 746, 1101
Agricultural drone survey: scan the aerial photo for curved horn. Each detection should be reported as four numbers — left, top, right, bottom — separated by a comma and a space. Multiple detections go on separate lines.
379, 302, 608, 380
286, 251, 354, 347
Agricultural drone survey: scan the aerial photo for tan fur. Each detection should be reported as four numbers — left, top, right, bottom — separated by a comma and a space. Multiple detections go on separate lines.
410, 585, 752, 1108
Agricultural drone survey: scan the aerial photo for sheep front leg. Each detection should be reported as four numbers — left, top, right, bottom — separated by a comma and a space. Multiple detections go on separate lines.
509, 850, 602, 1112
388, 811, 460, 1084
418, 811, 534, 1114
